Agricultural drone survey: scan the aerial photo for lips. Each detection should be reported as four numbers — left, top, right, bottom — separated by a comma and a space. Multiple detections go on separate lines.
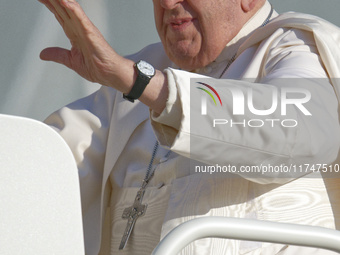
168, 18, 195, 31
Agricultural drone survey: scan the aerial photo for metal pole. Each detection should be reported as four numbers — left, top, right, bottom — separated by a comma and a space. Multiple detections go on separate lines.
152, 217, 340, 255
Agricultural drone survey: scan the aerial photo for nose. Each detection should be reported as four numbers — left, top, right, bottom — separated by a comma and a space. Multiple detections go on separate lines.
159, 0, 184, 9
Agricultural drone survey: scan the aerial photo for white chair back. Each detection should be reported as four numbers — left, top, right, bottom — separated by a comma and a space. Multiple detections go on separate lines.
0, 114, 84, 255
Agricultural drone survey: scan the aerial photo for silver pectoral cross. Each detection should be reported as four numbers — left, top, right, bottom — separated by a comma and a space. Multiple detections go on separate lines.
119, 181, 148, 250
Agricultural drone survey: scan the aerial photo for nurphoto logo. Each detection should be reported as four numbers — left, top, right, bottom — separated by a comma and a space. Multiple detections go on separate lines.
196, 81, 312, 128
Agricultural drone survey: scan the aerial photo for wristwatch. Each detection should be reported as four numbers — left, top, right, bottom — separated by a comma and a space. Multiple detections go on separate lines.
123, 60, 156, 102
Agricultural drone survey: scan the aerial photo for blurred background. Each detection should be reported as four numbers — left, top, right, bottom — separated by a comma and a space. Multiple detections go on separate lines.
1, 0, 339, 120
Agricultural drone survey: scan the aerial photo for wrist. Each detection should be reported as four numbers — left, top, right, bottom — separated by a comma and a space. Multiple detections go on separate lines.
104, 56, 168, 113
139, 70, 168, 114
103, 56, 136, 93
123, 60, 156, 103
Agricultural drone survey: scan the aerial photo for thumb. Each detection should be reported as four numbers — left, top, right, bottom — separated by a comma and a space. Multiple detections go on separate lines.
40, 47, 72, 69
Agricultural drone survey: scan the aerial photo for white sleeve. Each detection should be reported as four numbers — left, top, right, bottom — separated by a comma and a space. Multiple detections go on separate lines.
44, 85, 116, 253
151, 29, 340, 184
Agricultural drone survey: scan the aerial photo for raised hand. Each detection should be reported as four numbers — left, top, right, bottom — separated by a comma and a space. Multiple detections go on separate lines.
38, 0, 131, 89
38, 0, 167, 113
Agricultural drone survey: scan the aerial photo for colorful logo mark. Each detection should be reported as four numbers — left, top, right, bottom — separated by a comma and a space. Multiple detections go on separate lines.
196, 82, 222, 115
196, 82, 223, 106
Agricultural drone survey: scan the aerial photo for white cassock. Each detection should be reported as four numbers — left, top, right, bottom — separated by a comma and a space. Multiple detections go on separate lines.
45, 1, 340, 254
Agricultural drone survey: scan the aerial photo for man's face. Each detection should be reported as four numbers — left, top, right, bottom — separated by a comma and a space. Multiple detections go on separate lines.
153, 0, 246, 70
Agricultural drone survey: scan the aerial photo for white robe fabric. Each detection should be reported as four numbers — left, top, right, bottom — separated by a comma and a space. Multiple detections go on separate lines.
45, 2, 340, 254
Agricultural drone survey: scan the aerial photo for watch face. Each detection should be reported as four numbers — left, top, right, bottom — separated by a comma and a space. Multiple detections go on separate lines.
137, 60, 155, 76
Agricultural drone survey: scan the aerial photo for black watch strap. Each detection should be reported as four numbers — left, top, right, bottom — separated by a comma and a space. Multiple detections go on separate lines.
123, 72, 150, 103
123, 60, 155, 103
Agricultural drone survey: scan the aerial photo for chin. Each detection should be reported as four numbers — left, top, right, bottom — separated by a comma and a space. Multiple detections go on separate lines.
166, 46, 198, 67
170, 49, 216, 71
174, 56, 212, 71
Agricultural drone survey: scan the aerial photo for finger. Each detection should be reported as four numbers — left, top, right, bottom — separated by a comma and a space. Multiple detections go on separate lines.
51, 0, 71, 19
60, 0, 96, 34
38, 0, 68, 26
40, 47, 72, 69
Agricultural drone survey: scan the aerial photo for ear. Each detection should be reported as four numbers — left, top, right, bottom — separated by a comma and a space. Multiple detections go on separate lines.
241, 0, 262, 12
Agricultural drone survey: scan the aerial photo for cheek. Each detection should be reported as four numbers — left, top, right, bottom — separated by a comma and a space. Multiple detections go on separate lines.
153, 16, 160, 33
153, 3, 164, 37
195, 22, 222, 58
199, 12, 237, 57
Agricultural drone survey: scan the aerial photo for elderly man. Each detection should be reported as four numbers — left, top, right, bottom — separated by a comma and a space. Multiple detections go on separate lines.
39, 0, 340, 254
